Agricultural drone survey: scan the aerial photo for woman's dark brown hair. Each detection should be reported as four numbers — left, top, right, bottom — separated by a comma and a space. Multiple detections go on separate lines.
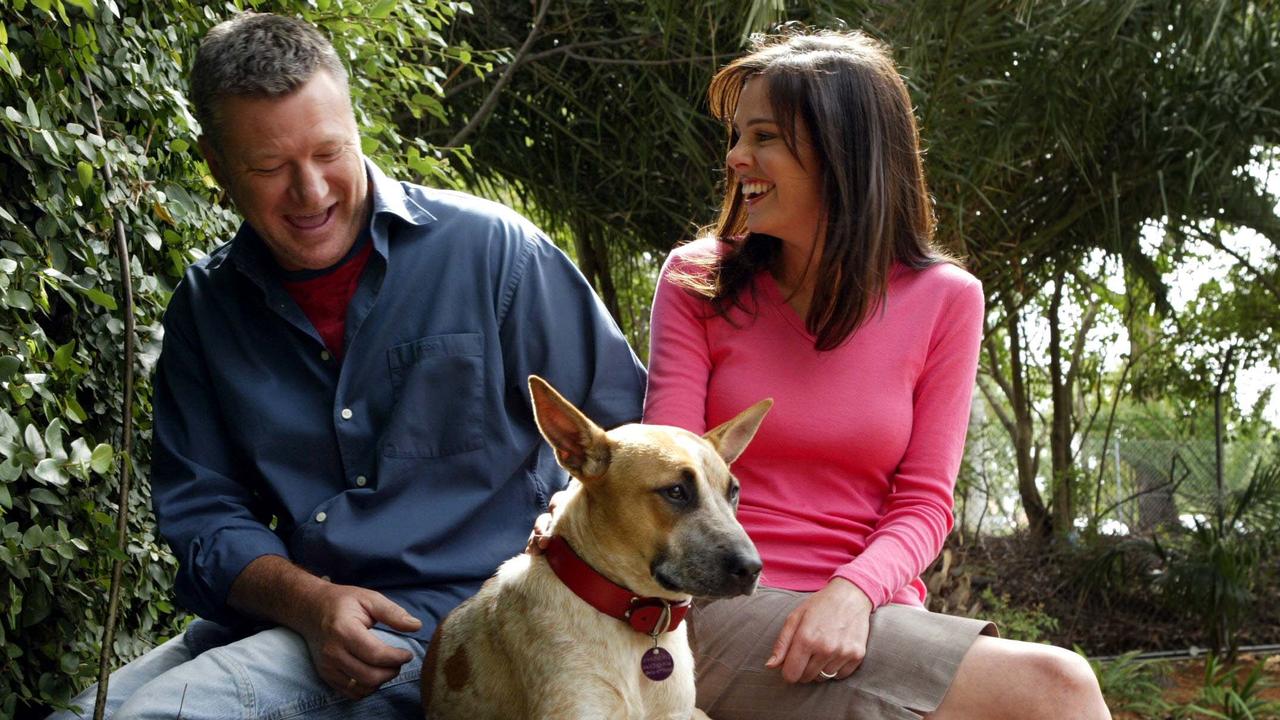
677, 29, 955, 351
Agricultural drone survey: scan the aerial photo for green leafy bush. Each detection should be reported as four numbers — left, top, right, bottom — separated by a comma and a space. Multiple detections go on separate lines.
1087, 650, 1174, 717
977, 587, 1060, 643
0, 1, 473, 716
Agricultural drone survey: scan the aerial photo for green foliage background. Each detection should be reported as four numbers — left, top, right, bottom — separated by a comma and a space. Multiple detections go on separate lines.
0, 0, 474, 715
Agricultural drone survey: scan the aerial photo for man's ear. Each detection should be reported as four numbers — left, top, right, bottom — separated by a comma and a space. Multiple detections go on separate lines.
198, 136, 227, 188
703, 398, 772, 465
528, 375, 611, 480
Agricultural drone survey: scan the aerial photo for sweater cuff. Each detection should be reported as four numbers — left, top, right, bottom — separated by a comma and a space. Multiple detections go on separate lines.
830, 563, 892, 609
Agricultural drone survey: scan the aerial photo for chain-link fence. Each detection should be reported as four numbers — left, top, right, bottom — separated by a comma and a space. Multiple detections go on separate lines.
954, 401, 1277, 537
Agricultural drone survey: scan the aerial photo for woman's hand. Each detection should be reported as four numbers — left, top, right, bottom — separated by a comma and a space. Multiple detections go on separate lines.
765, 578, 873, 683
525, 488, 571, 555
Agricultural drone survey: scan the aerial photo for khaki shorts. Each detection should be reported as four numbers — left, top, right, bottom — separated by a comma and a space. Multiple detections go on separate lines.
690, 587, 997, 720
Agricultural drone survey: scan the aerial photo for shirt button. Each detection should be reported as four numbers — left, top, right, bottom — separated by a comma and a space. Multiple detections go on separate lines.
315, 512, 327, 523
355, 475, 368, 487
321, 350, 331, 361
340, 408, 353, 420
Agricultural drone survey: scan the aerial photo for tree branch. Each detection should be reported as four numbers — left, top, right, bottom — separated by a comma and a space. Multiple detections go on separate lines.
447, 0, 553, 148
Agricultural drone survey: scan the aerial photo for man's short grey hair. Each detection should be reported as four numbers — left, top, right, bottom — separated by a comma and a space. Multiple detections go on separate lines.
191, 12, 349, 150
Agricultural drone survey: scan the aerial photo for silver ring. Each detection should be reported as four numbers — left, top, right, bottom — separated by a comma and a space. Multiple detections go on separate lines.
819, 669, 838, 680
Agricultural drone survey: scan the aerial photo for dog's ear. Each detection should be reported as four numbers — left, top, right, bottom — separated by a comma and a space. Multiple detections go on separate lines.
703, 398, 772, 465
528, 375, 611, 480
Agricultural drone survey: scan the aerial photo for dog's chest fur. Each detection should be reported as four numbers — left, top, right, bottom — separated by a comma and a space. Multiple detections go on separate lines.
425, 554, 696, 720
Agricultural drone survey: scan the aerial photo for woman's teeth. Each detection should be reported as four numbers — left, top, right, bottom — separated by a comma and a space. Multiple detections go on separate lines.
741, 181, 773, 198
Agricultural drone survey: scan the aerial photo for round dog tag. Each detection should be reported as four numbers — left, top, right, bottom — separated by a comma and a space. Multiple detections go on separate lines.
641, 647, 674, 681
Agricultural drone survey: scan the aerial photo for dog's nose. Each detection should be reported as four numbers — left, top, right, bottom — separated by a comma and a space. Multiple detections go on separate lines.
726, 551, 762, 589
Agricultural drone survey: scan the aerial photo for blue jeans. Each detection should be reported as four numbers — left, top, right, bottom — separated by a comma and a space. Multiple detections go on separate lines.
46, 620, 426, 719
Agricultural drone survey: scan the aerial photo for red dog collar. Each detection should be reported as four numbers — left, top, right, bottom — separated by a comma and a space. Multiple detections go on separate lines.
544, 535, 691, 635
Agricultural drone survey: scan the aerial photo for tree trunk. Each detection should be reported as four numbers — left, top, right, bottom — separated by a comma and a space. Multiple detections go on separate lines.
1048, 271, 1075, 540
1001, 295, 1051, 539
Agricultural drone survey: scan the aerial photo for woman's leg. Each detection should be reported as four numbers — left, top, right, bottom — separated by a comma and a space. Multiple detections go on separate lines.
927, 636, 1111, 720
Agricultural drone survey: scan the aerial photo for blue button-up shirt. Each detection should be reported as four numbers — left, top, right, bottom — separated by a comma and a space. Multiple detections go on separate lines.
150, 160, 647, 639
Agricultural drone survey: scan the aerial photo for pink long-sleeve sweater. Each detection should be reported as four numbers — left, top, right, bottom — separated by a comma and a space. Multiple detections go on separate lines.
643, 238, 984, 607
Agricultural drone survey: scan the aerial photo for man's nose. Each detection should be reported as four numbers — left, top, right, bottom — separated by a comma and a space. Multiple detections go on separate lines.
290, 162, 328, 207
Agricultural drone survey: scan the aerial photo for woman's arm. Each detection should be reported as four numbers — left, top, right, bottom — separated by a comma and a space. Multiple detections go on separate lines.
834, 274, 986, 607
643, 247, 715, 432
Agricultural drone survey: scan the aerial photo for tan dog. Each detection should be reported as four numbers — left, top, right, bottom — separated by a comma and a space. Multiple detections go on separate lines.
421, 375, 770, 720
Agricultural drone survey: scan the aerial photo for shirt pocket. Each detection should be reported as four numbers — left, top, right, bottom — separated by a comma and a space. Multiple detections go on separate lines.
384, 332, 486, 458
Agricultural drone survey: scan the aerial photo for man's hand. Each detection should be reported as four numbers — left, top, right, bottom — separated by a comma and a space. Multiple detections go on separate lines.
525, 487, 571, 555
228, 555, 422, 699
298, 582, 423, 699
765, 578, 873, 683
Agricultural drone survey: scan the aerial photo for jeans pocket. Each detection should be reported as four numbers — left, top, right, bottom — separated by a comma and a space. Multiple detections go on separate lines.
384, 332, 486, 458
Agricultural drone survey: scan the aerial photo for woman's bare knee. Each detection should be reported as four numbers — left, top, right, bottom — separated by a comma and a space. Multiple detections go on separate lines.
929, 637, 1110, 720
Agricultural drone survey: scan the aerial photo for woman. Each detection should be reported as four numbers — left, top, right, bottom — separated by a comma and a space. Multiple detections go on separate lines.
642, 30, 1111, 719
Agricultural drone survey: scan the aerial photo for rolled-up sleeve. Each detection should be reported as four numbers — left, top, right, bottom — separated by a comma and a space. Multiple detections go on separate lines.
150, 283, 288, 625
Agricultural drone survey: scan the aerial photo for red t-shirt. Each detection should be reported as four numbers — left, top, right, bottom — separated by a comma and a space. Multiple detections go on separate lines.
281, 240, 374, 359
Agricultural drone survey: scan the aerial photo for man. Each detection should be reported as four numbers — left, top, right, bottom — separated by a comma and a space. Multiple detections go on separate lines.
50, 12, 646, 719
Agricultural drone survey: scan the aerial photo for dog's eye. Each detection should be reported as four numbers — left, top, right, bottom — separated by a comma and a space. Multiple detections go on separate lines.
663, 485, 689, 503
727, 483, 739, 502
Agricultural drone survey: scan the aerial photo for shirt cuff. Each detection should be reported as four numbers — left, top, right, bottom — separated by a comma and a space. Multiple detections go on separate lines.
830, 563, 892, 609
189, 526, 290, 625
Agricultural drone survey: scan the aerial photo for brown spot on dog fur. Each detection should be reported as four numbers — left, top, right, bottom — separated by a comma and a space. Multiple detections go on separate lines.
444, 645, 471, 691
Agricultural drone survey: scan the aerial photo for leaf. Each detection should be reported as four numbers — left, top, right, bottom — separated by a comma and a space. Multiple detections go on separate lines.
0, 484, 10, 509
29, 488, 61, 506
64, 396, 87, 424
370, 0, 397, 19
21, 525, 41, 549
40, 129, 59, 156
33, 458, 67, 486
44, 418, 66, 460
0, 259, 15, 273
53, 341, 74, 371
3, 106, 20, 123
77, 160, 93, 188
5, 290, 33, 310
89, 443, 113, 474
169, 138, 189, 153
78, 286, 117, 310
59, 651, 79, 673
65, 122, 84, 136
69, 437, 90, 464
0, 356, 18, 378
23, 424, 45, 459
